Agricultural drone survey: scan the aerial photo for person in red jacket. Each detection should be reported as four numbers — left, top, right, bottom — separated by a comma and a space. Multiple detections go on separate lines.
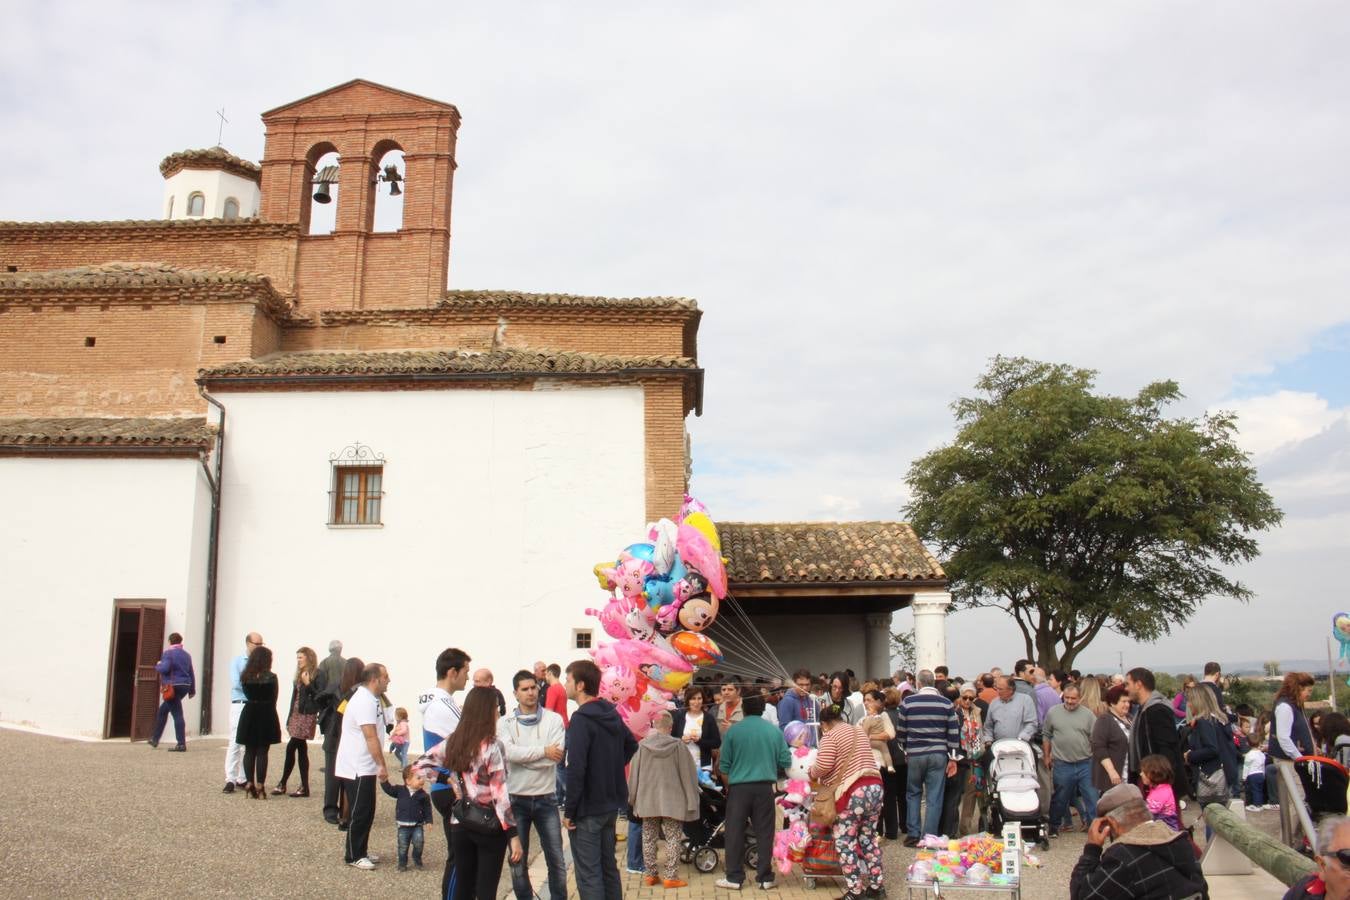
543, 663, 569, 807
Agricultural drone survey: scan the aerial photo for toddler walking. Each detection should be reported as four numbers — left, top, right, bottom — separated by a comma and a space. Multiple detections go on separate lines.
389, 707, 410, 768
381, 765, 433, 870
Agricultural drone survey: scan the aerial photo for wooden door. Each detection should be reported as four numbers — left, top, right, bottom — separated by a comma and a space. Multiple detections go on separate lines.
129, 606, 165, 742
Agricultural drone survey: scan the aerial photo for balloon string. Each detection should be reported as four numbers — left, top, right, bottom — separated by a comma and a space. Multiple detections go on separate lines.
722, 591, 790, 676
707, 616, 784, 675
707, 591, 790, 680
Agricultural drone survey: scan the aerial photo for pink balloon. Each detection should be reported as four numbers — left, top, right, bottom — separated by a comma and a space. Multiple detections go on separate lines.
599, 665, 637, 706
585, 595, 657, 641
600, 557, 654, 603
677, 522, 727, 600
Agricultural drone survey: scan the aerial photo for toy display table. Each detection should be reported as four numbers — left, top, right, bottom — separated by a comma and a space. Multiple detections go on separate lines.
905, 876, 1021, 899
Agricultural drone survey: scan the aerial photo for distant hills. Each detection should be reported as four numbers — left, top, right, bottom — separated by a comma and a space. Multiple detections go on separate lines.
1074, 658, 1336, 677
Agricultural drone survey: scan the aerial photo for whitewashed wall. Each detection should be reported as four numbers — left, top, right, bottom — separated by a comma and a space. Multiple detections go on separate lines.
210, 385, 648, 748
163, 169, 261, 219
0, 456, 210, 736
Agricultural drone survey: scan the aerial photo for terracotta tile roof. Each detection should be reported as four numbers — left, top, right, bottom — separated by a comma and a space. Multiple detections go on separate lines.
159, 146, 262, 183
0, 262, 273, 290
199, 347, 699, 380
719, 521, 946, 585
0, 417, 214, 451
439, 290, 698, 313
0, 218, 297, 236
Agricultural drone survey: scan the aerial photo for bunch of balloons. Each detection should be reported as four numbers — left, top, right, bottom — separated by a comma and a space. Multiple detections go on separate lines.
584, 494, 728, 736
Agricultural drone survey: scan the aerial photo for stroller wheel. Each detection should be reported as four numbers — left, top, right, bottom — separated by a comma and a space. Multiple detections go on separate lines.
693, 847, 719, 874
1039, 838, 1050, 851
679, 839, 694, 864
803, 876, 817, 890
744, 843, 759, 870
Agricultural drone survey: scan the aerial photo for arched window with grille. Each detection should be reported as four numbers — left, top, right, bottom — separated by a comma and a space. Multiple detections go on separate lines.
223, 197, 240, 220
187, 192, 205, 217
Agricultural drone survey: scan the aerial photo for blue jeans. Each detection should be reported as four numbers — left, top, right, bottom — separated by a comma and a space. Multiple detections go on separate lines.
510, 794, 568, 900
1050, 759, 1098, 832
151, 685, 188, 746
906, 753, 947, 839
397, 823, 424, 868
571, 811, 621, 900
1245, 773, 1267, 806
392, 742, 409, 768
627, 816, 644, 871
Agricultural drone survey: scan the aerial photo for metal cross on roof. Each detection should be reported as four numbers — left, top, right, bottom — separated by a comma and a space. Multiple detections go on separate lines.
215, 108, 228, 147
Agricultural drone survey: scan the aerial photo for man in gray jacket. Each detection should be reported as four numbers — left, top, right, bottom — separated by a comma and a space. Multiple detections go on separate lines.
498, 670, 568, 900
628, 711, 700, 887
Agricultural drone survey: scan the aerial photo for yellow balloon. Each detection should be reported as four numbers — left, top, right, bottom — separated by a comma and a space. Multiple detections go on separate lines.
593, 562, 616, 590
683, 511, 721, 551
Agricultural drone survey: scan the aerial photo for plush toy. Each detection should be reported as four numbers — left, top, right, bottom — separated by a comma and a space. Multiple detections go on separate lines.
771, 820, 810, 874
779, 744, 817, 807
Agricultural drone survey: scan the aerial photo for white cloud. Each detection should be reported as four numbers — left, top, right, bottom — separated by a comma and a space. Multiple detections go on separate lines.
1218, 391, 1345, 458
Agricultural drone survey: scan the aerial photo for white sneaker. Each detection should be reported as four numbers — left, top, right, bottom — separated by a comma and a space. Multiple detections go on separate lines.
367, 853, 381, 864
349, 858, 377, 870
759, 881, 778, 890
1264, 804, 1280, 811
715, 879, 742, 890
1245, 804, 1260, 812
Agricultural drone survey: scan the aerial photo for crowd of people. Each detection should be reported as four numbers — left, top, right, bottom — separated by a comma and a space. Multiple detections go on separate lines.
147, 634, 1334, 900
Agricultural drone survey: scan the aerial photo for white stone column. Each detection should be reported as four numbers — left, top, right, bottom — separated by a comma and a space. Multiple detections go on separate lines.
913, 592, 952, 673
863, 612, 893, 680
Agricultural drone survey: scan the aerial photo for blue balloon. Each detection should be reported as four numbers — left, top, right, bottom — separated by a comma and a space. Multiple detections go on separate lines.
642, 557, 687, 610
623, 542, 656, 563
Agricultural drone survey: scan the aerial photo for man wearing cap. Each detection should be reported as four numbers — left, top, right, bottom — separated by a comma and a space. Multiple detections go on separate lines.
1069, 783, 1208, 899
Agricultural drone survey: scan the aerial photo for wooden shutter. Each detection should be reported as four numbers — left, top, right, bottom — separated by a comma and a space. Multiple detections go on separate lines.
130, 606, 166, 742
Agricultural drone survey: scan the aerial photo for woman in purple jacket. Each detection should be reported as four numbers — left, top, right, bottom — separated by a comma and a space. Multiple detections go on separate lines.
149, 632, 196, 751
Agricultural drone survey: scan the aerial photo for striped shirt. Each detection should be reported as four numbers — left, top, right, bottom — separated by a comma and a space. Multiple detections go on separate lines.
810, 722, 877, 785
896, 687, 960, 759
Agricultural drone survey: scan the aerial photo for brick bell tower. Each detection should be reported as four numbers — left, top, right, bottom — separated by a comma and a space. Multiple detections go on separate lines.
258, 79, 462, 310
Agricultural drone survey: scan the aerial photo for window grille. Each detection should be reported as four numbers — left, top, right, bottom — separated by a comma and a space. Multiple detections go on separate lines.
187, 193, 205, 216
329, 442, 385, 526
574, 630, 593, 650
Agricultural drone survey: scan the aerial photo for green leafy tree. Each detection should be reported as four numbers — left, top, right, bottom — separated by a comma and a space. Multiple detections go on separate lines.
1263, 660, 1282, 677
890, 628, 917, 674
905, 356, 1282, 671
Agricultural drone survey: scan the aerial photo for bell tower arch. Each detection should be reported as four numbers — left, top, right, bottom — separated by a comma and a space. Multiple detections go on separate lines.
257, 79, 461, 310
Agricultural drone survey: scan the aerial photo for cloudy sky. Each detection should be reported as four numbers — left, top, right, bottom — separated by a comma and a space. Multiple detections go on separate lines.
5, 3, 1347, 675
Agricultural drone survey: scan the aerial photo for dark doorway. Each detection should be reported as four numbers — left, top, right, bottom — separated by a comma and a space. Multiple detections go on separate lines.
104, 602, 165, 740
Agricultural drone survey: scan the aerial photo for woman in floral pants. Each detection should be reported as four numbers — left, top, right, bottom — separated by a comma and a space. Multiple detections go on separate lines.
811, 707, 885, 900
835, 784, 885, 896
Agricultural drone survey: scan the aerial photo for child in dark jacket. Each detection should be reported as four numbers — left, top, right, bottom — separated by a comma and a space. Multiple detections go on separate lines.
381, 766, 434, 870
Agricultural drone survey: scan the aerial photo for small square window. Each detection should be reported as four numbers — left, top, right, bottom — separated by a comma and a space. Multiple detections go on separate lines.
573, 629, 593, 650
84, 337, 96, 347
5, 266, 17, 273
213, 335, 227, 344
330, 465, 384, 525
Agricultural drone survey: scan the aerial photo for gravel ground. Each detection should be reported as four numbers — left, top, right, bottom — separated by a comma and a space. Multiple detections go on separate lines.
0, 727, 1282, 899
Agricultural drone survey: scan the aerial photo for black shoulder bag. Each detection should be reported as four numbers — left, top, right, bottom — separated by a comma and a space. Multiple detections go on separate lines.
453, 772, 502, 835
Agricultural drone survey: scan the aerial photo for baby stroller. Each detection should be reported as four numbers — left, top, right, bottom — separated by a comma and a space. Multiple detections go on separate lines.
679, 772, 759, 873
1296, 755, 1350, 820
984, 739, 1050, 850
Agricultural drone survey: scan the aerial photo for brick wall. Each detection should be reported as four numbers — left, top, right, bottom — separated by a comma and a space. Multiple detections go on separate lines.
0, 224, 300, 295
0, 301, 265, 417
643, 379, 689, 521
282, 312, 690, 356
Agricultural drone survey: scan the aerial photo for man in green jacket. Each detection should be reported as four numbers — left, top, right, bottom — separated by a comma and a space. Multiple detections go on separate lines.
717, 694, 791, 890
